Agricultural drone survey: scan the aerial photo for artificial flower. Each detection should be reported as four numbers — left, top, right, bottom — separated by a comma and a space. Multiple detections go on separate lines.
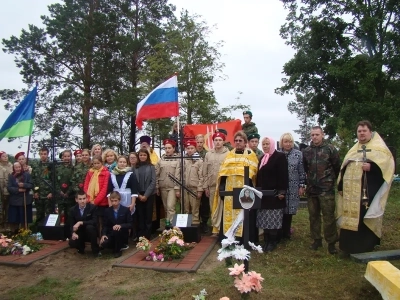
220, 297, 230, 300
248, 241, 263, 253
221, 237, 239, 249
228, 263, 245, 276
232, 248, 250, 261
234, 276, 252, 294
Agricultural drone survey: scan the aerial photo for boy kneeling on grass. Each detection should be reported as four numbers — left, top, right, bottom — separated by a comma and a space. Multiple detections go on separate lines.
100, 191, 133, 258
69, 191, 100, 257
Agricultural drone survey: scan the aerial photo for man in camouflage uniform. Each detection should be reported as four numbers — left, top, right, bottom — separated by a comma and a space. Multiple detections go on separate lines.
242, 111, 258, 137
195, 134, 208, 159
303, 126, 341, 254
32, 147, 54, 225
247, 133, 263, 159
56, 150, 75, 237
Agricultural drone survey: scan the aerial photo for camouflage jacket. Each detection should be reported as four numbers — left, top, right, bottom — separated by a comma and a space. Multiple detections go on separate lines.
55, 163, 74, 198
242, 122, 258, 137
254, 148, 264, 160
31, 160, 54, 198
302, 141, 341, 195
224, 142, 233, 151
72, 163, 90, 193
197, 148, 208, 159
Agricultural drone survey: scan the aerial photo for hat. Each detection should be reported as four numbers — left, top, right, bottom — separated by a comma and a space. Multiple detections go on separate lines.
74, 149, 82, 157
243, 111, 253, 118
0, 151, 5, 157
212, 132, 226, 141
15, 152, 25, 160
163, 139, 176, 147
185, 140, 197, 148
247, 133, 260, 141
139, 135, 151, 144
215, 128, 228, 136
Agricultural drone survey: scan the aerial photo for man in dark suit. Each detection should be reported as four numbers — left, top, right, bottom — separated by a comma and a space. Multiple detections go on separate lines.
68, 191, 100, 257
100, 191, 133, 258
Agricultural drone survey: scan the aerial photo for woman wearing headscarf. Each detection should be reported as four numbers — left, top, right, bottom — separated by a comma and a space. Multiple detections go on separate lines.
7, 162, 33, 231
257, 137, 289, 252
279, 133, 306, 240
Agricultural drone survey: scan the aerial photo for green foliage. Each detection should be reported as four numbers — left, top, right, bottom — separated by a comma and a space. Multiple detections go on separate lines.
277, 0, 400, 148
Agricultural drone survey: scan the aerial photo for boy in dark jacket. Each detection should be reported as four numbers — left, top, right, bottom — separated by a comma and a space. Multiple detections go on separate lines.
100, 191, 132, 258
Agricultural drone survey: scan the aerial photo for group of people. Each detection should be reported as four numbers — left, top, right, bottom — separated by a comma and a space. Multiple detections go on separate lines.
0, 112, 394, 257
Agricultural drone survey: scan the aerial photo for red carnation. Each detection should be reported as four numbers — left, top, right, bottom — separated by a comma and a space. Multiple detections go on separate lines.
61, 183, 68, 189
79, 183, 84, 188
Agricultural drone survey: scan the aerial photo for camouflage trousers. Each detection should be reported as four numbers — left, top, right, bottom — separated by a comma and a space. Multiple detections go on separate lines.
307, 194, 338, 244
35, 197, 55, 225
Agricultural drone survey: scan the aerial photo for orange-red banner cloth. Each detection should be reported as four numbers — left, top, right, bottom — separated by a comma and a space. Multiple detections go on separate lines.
183, 119, 242, 150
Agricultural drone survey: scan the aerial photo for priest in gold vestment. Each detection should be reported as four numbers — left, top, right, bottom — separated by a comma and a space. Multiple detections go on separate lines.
337, 121, 394, 254
211, 130, 259, 242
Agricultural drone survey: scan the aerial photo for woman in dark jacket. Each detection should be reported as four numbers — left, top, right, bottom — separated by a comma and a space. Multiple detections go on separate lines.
257, 137, 289, 252
134, 149, 156, 239
7, 162, 33, 231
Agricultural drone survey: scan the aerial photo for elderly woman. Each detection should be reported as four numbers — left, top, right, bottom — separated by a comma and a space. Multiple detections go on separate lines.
211, 130, 259, 243
279, 133, 306, 240
15, 152, 32, 174
7, 162, 33, 231
257, 137, 289, 252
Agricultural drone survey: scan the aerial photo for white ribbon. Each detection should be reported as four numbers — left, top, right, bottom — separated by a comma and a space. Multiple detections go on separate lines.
243, 185, 262, 199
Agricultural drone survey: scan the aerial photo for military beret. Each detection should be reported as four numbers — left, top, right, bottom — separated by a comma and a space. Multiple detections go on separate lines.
139, 135, 151, 144
0, 151, 6, 157
185, 140, 197, 148
212, 132, 226, 141
15, 152, 25, 160
243, 111, 253, 118
215, 128, 228, 136
163, 139, 176, 147
247, 133, 260, 140
74, 149, 82, 157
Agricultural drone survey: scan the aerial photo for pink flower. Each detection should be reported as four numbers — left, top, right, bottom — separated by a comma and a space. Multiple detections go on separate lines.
234, 276, 252, 294
220, 298, 230, 300
228, 263, 245, 276
145, 256, 151, 261
168, 236, 179, 244
61, 183, 68, 189
176, 239, 184, 246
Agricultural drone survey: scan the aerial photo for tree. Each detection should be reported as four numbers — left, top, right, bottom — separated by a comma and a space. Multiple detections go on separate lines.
1, 0, 175, 151
276, 0, 400, 147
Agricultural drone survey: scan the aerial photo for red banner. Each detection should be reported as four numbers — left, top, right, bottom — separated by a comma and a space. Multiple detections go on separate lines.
184, 119, 242, 150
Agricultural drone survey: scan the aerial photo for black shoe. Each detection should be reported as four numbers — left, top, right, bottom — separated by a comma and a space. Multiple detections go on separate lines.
265, 241, 277, 252
120, 244, 129, 251
202, 223, 209, 233
77, 249, 85, 255
328, 243, 338, 254
114, 251, 122, 258
309, 239, 323, 250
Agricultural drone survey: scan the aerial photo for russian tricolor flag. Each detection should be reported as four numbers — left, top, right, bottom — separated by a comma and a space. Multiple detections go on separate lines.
136, 75, 179, 129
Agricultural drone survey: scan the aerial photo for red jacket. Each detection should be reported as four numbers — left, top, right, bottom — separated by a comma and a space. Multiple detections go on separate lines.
84, 166, 110, 207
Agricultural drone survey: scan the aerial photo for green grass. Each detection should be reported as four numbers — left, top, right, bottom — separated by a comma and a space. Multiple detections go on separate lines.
10, 278, 82, 300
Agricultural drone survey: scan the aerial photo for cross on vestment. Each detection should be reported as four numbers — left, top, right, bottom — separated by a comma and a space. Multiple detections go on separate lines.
357, 145, 372, 209
219, 166, 276, 272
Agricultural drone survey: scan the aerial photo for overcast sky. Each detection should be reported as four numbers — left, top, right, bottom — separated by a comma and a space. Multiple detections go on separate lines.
0, 0, 301, 155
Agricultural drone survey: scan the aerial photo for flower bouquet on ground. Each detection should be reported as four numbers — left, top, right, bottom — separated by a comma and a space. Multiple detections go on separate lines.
154, 226, 196, 260
136, 236, 152, 252
0, 229, 43, 256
